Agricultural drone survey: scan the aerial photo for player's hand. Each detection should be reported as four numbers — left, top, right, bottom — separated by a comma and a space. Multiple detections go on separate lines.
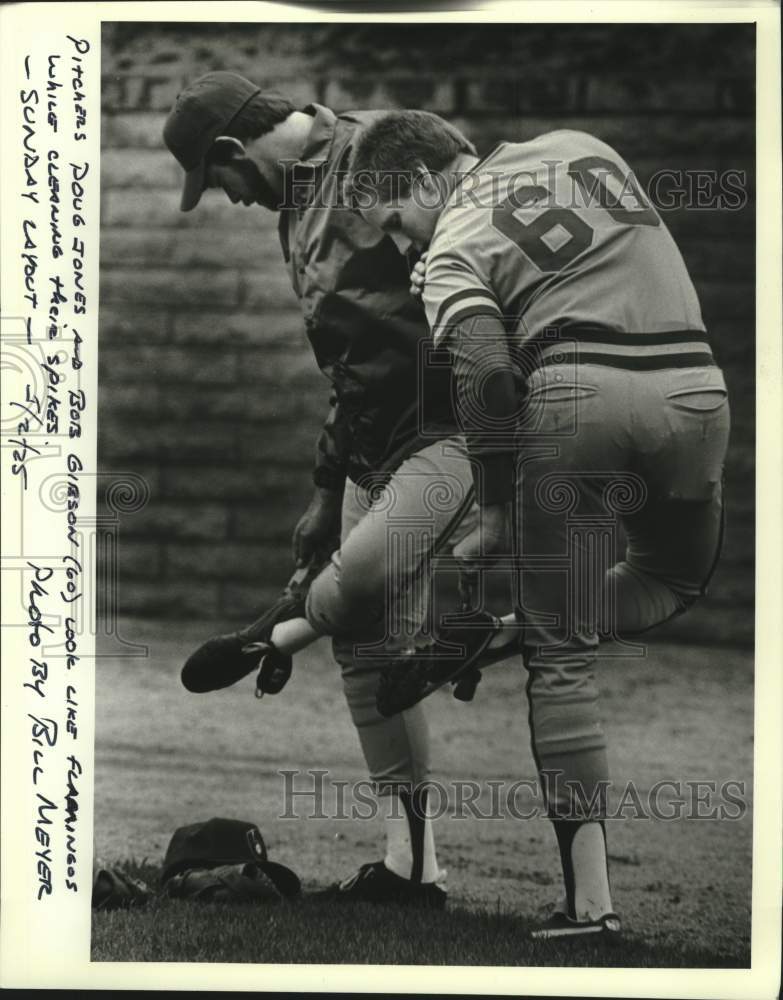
452, 502, 510, 570
409, 252, 428, 297
292, 487, 342, 568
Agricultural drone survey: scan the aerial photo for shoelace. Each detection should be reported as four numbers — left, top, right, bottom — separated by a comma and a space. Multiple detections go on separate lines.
338, 863, 376, 892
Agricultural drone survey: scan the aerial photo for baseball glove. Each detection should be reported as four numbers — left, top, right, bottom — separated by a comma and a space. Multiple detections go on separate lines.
92, 865, 153, 911
164, 862, 288, 903
376, 611, 521, 717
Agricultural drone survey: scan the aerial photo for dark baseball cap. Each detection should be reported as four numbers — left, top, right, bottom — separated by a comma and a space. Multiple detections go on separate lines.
163, 71, 263, 212
161, 817, 301, 897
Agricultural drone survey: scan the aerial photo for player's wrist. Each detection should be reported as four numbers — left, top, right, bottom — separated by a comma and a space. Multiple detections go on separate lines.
312, 466, 346, 492
314, 485, 343, 506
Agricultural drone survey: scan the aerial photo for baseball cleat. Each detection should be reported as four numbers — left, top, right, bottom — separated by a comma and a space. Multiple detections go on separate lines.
181, 560, 320, 694
181, 633, 271, 694
313, 861, 447, 908
376, 612, 521, 717
253, 645, 293, 698
530, 910, 622, 940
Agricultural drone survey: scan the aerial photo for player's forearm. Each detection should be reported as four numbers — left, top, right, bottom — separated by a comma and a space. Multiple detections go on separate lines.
312, 460, 347, 492
448, 317, 518, 506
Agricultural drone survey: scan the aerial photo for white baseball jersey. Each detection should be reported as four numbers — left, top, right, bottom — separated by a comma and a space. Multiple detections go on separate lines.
423, 130, 707, 352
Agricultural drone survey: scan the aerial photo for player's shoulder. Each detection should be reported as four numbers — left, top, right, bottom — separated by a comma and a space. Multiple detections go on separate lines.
469, 130, 625, 181
520, 128, 622, 159
434, 181, 489, 244
533, 127, 606, 143
337, 109, 390, 131
427, 222, 454, 259
329, 110, 388, 158
332, 108, 417, 167
427, 204, 490, 277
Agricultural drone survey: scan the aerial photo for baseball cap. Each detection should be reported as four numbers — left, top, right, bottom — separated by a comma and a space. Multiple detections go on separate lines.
163, 71, 263, 212
161, 817, 301, 897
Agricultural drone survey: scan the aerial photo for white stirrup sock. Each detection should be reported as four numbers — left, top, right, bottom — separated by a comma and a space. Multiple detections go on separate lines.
570, 821, 614, 920
383, 792, 439, 883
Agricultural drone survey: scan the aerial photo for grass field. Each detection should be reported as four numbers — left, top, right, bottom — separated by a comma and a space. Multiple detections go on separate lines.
92, 619, 753, 967
91, 872, 747, 967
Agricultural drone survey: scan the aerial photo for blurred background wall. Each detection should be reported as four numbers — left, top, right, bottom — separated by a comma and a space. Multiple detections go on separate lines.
99, 22, 754, 643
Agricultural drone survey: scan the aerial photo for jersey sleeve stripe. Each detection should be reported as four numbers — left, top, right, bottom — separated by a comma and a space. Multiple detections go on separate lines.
433, 287, 500, 329
433, 304, 504, 345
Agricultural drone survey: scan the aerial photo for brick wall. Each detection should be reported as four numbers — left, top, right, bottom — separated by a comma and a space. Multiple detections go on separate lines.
99, 24, 754, 643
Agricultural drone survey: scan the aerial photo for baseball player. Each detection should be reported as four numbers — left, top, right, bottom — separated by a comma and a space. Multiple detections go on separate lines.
348, 111, 730, 936
163, 74, 518, 906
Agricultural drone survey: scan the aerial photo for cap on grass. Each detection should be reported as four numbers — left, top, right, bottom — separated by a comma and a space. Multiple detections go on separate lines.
161, 817, 301, 897
163, 71, 262, 211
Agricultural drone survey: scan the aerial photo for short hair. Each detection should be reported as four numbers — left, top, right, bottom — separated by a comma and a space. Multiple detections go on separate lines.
226, 91, 297, 144
349, 110, 465, 202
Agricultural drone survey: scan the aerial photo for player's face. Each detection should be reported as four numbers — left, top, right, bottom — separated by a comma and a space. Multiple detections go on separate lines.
205, 140, 281, 209
206, 160, 257, 206
362, 192, 441, 255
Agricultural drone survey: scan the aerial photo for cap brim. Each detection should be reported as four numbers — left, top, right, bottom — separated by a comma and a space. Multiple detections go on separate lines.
259, 860, 301, 899
180, 159, 207, 212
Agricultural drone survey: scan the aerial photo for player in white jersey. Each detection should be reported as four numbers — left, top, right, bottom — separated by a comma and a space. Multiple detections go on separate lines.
350, 112, 730, 937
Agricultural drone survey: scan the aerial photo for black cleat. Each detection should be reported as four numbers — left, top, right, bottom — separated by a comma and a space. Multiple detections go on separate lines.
181, 632, 271, 694
181, 560, 321, 694
376, 612, 521, 717
313, 861, 447, 909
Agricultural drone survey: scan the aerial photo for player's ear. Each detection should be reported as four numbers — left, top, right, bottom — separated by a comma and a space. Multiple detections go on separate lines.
211, 135, 248, 164
413, 162, 434, 189
413, 164, 446, 207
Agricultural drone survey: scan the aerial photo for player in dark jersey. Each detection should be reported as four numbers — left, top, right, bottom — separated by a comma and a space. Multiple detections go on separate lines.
350, 111, 730, 937
164, 78, 488, 906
